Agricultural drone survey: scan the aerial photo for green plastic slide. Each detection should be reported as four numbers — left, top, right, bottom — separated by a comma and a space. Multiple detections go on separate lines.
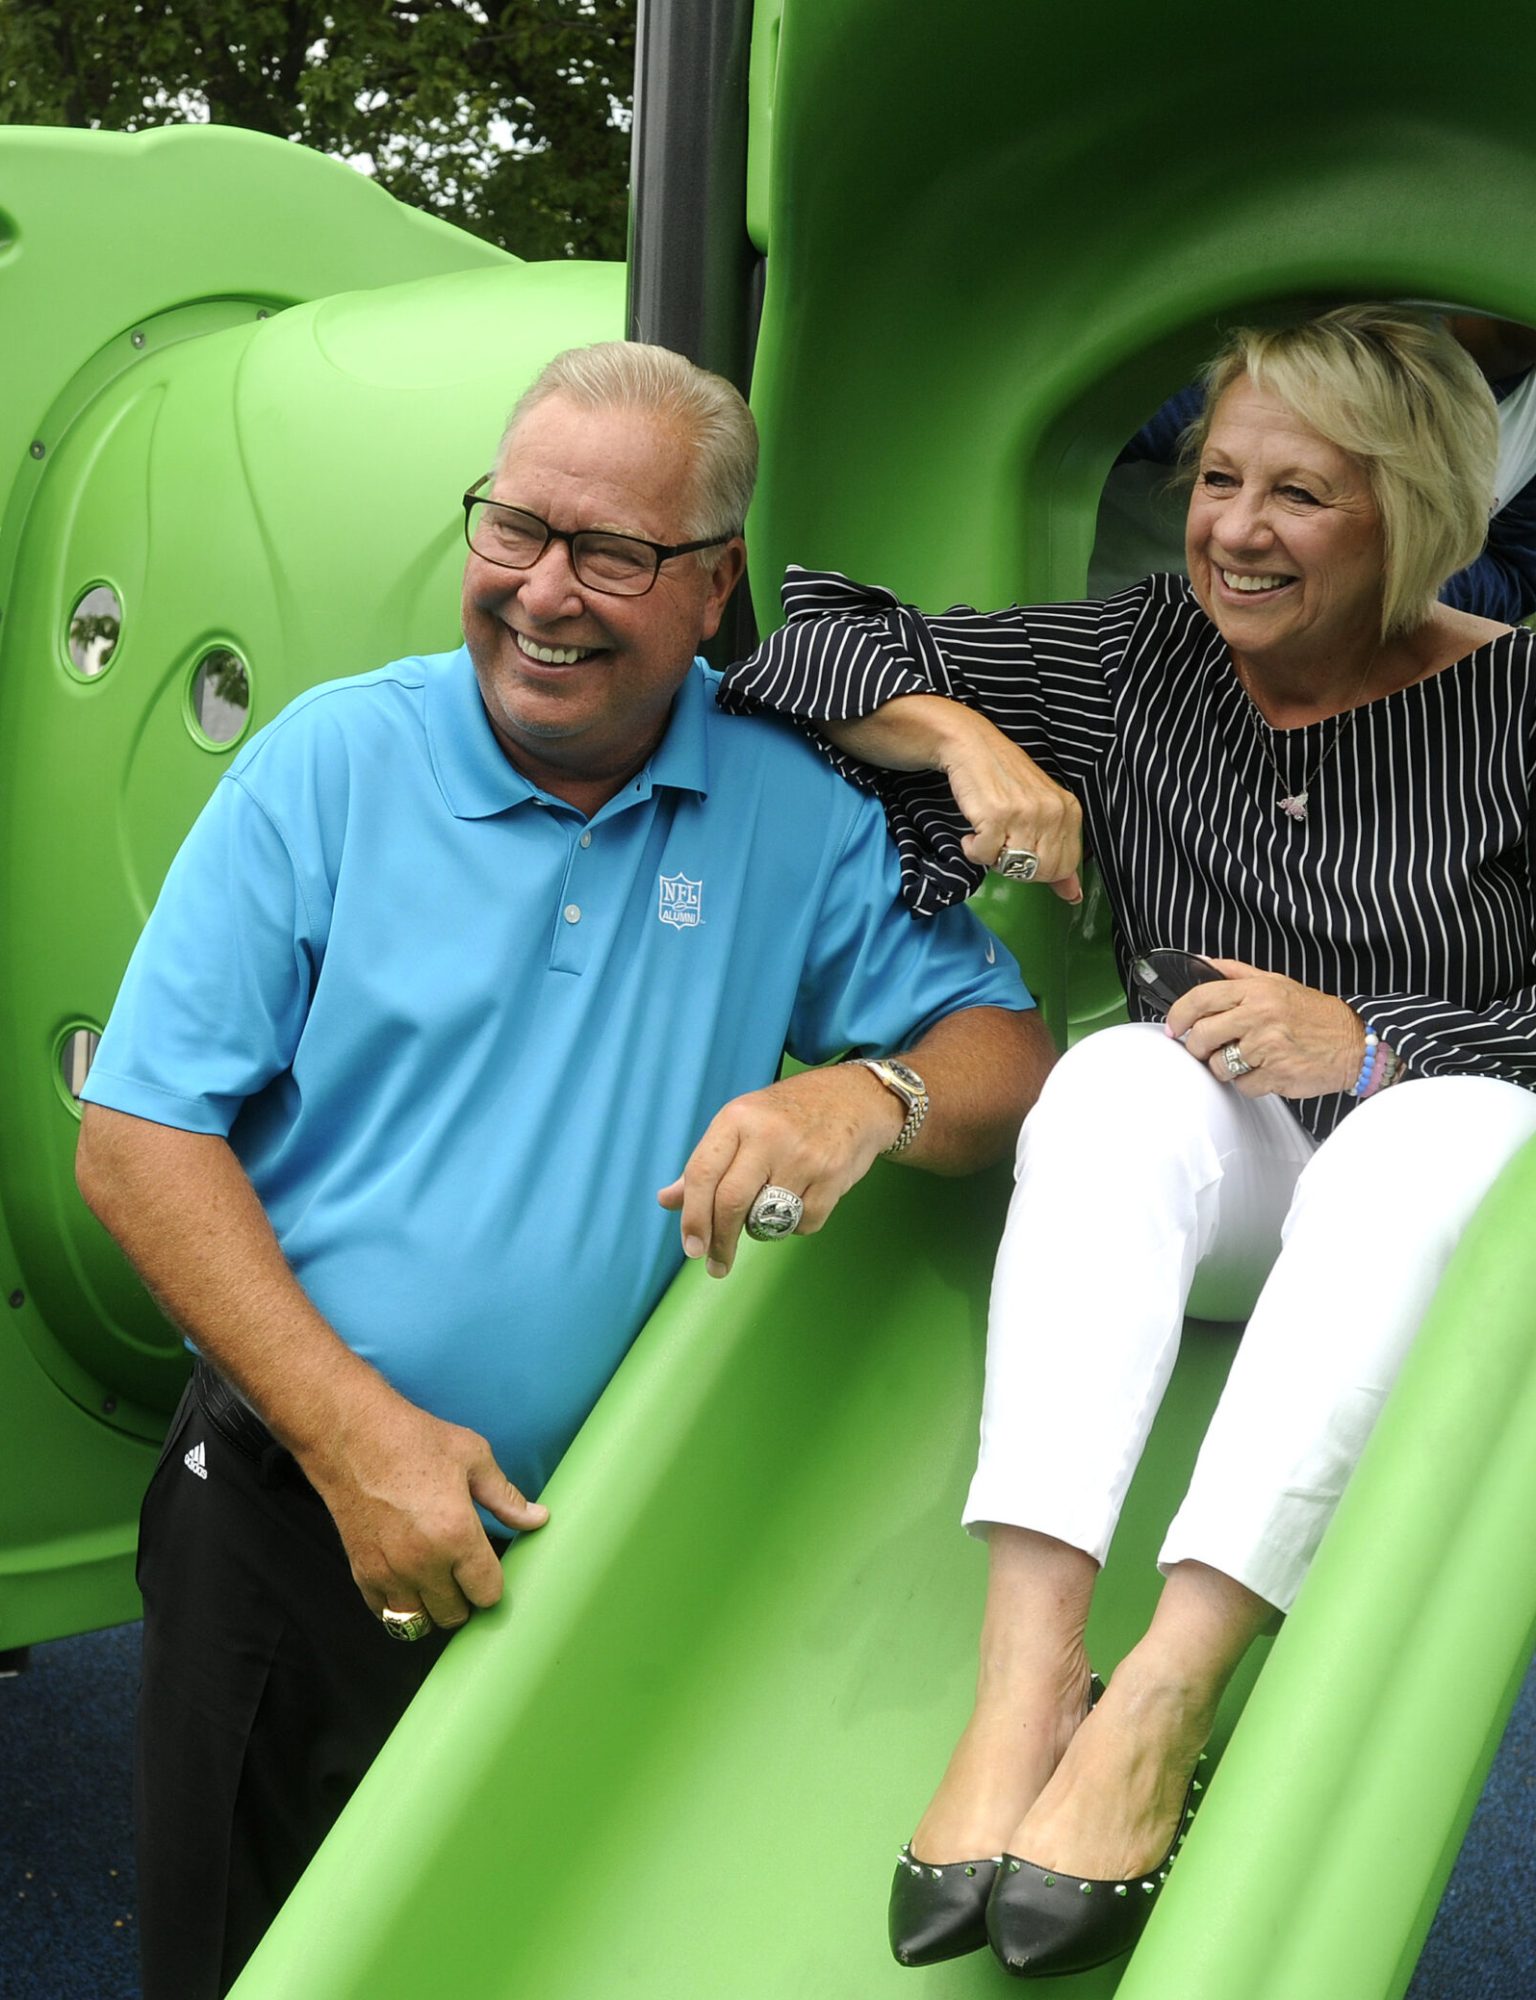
229, 1129, 1536, 2000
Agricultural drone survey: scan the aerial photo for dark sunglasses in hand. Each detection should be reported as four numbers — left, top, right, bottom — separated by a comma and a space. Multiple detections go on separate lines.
1129, 948, 1227, 1018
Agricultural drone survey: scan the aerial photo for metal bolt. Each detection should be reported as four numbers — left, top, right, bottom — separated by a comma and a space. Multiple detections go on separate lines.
7, 1289, 23, 1309
28, 441, 44, 459
101, 1396, 117, 1414
130, 330, 146, 349
255, 308, 271, 320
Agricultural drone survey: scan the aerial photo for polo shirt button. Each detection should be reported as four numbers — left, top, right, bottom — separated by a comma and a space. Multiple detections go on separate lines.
579, 831, 593, 848
564, 904, 581, 924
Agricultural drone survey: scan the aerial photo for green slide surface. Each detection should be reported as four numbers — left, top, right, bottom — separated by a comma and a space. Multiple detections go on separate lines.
232, 1099, 1536, 2000
230, 1053, 1263, 1999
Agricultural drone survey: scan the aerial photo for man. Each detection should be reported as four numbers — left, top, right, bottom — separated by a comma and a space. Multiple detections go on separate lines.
75, 341, 1051, 1999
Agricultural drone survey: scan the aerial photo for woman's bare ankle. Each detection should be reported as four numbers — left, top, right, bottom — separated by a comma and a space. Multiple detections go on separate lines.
909, 1659, 1096, 1863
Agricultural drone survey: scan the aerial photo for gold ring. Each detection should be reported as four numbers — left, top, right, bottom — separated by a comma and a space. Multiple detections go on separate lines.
381, 1606, 434, 1643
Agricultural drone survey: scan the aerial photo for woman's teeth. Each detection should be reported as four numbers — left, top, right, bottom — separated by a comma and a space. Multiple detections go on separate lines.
1222, 570, 1290, 594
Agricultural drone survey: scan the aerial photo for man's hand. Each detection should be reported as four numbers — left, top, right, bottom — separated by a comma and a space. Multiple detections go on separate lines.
302, 1384, 549, 1631
75, 1106, 550, 1635
656, 1065, 902, 1278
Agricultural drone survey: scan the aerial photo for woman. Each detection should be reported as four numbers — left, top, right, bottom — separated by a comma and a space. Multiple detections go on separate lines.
721, 306, 1536, 1978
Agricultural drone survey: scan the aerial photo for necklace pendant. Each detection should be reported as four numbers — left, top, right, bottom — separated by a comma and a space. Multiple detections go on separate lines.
1278, 791, 1309, 821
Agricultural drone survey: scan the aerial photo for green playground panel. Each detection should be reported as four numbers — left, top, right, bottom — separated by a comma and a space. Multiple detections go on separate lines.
0, 124, 623, 1648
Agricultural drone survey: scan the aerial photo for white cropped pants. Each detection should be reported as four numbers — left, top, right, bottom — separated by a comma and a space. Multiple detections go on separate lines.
963, 1025, 1536, 1612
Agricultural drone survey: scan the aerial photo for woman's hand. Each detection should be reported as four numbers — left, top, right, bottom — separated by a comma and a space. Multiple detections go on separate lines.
938, 713, 1083, 903
1165, 958, 1366, 1099
821, 695, 1083, 901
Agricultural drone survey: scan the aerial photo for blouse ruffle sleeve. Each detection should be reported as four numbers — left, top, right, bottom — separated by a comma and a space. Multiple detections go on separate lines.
718, 566, 1031, 914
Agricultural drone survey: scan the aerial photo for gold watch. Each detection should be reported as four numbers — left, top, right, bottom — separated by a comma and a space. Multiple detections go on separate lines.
853, 1057, 930, 1156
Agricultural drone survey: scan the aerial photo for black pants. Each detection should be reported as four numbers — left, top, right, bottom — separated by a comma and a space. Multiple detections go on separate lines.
135, 1371, 452, 2000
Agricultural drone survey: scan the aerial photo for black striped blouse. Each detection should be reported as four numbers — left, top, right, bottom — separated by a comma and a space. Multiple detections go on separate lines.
719, 567, 1536, 1138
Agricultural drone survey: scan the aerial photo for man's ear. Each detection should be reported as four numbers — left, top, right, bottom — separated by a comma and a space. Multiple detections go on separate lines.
697, 537, 748, 641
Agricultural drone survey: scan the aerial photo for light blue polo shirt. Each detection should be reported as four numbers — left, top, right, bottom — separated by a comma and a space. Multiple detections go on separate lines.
84, 647, 1031, 1493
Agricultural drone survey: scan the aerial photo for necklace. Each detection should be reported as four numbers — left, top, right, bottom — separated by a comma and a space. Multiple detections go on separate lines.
1232, 658, 1372, 822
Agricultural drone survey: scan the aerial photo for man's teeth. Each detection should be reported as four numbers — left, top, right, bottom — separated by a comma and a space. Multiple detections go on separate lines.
520, 636, 599, 664
1222, 570, 1290, 594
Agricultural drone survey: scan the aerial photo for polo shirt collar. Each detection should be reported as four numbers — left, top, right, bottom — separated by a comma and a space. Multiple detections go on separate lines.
426, 647, 712, 819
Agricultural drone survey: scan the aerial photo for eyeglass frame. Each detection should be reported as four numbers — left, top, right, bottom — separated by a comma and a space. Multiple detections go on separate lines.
461, 476, 738, 598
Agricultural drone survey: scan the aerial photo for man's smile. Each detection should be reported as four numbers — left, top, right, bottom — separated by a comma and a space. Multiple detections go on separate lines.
510, 629, 604, 666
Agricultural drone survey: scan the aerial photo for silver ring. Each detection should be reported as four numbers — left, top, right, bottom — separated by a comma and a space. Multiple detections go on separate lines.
381, 1607, 434, 1643
1222, 1041, 1254, 1080
745, 1183, 805, 1241
994, 845, 1040, 883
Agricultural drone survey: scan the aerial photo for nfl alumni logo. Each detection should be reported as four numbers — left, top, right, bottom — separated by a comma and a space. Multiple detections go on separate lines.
657, 872, 704, 929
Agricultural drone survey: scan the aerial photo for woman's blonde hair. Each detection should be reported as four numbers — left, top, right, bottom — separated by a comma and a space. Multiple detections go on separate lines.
1186, 305, 1498, 639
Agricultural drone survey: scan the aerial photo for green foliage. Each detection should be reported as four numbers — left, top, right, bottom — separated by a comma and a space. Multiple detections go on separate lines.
0, 0, 633, 258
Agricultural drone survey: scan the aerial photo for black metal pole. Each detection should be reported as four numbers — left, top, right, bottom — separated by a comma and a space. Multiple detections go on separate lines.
628, 0, 762, 658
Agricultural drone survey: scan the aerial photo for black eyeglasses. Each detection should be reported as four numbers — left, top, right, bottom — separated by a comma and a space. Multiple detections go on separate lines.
462, 477, 737, 598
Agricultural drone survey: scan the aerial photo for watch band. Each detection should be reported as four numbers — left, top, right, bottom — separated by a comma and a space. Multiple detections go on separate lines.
853, 1057, 930, 1156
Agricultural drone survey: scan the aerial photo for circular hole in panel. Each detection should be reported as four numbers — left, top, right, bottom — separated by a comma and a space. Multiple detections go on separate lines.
0, 208, 17, 258
66, 583, 123, 678
57, 1026, 102, 1111
190, 647, 251, 746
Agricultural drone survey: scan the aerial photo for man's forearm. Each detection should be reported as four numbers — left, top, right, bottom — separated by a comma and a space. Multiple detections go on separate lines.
78, 1102, 546, 1622
888, 1004, 1056, 1175
75, 1103, 394, 1466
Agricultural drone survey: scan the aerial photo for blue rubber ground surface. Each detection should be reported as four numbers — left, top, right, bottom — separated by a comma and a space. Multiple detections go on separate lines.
2, 1625, 1532, 1999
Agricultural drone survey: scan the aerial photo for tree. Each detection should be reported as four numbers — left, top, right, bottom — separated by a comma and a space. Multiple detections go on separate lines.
0, 0, 634, 259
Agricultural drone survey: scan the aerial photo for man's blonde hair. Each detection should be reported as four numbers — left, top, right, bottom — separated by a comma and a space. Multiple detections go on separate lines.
499, 342, 757, 562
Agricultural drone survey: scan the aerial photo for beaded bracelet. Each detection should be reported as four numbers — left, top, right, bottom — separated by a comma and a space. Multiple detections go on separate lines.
1349, 1027, 1379, 1098
1351, 1025, 1404, 1099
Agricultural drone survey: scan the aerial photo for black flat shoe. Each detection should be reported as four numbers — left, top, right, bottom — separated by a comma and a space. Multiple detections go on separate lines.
888, 1845, 1000, 1965
985, 1766, 1203, 1979
888, 1676, 1107, 1969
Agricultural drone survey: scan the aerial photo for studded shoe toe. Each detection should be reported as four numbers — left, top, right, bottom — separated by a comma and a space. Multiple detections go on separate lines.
985, 1768, 1202, 1979
888, 1845, 999, 1966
